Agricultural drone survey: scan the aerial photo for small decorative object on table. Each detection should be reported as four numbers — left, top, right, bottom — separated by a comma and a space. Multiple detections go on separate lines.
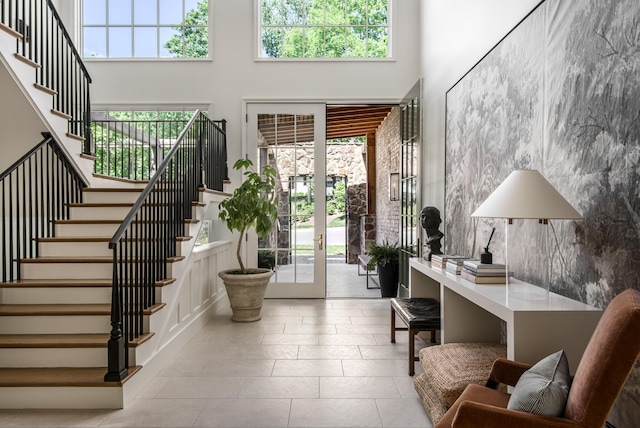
420, 206, 444, 261
480, 227, 495, 264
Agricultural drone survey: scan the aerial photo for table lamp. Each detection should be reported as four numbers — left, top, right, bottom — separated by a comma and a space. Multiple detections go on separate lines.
471, 169, 582, 299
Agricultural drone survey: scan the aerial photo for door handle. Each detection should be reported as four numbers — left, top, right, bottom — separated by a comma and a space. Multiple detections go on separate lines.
313, 233, 323, 251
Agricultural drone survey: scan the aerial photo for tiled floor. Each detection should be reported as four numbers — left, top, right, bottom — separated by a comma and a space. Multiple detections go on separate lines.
0, 298, 433, 428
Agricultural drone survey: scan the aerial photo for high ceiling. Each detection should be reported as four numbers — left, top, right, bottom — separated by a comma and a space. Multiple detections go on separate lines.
256, 105, 395, 145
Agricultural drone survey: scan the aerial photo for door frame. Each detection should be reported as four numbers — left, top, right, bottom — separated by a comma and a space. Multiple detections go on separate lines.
244, 101, 327, 298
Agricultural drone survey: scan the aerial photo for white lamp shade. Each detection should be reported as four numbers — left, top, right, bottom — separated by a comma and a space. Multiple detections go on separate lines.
471, 170, 583, 220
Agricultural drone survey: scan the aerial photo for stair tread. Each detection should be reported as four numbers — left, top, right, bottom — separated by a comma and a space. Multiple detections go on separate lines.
20, 256, 185, 263
0, 332, 154, 348
0, 303, 165, 316
0, 278, 175, 288
0, 366, 142, 387
38, 236, 190, 242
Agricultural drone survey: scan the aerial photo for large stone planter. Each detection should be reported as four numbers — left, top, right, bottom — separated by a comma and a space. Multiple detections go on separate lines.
218, 268, 274, 322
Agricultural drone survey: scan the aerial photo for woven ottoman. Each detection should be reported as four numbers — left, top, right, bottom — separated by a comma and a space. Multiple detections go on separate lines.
413, 343, 507, 425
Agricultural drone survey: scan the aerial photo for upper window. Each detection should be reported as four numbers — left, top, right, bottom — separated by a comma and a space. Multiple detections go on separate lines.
258, 0, 389, 59
82, 0, 209, 59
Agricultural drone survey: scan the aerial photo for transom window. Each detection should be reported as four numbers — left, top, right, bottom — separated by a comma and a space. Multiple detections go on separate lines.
82, 0, 209, 59
258, 0, 389, 59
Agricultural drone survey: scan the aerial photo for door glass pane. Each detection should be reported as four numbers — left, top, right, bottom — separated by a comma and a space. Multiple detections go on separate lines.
257, 113, 316, 285
399, 82, 421, 297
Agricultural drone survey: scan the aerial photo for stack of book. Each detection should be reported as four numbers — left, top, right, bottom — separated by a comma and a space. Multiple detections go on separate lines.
461, 260, 509, 283
445, 257, 469, 275
431, 254, 468, 270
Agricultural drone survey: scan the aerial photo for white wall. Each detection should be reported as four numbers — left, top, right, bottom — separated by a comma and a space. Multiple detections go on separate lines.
419, 0, 541, 212
57, 0, 421, 184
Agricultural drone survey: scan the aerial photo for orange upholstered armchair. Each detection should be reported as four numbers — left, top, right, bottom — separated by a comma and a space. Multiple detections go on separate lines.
435, 288, 640, 428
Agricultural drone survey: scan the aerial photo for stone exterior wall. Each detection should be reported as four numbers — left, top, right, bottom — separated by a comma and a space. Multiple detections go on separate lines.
375, 106, 401, 244
271, 142, 368, 263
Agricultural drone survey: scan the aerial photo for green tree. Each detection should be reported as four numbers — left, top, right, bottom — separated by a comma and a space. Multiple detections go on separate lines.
164, 0, 209, 58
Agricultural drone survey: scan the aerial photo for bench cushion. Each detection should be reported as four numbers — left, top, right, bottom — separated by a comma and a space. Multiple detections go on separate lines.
391, 297, 440, 330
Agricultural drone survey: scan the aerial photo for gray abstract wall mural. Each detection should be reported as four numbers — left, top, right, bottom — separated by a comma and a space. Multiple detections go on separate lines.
444, 0, 639, 424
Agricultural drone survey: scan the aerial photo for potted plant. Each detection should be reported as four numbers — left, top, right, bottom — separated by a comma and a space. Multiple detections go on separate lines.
367, 240, 400, 297
218, 158, 278, 322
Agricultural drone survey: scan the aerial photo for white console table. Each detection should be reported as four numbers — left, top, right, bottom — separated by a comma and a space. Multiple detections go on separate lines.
409, 258, 602, 373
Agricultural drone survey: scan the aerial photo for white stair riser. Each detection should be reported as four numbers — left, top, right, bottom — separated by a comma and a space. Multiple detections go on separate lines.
69, 206, 132, 220
0, 285, 162, 304
0, 348, 107, 367
55, 223, 120, 237
83, 191, 142, 204
0, 315, 112, 334
39, 241, 111, 257
0, 287, 112, 304
55, 223, 186, 238
21, 263, 112, 280
0, 387, 124, 409
39, 241, 182, 258
21, 263, 173, 280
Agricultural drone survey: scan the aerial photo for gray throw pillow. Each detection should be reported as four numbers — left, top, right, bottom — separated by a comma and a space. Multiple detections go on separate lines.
507, 350, 571, 417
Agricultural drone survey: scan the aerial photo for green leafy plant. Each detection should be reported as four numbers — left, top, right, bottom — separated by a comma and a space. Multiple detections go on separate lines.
218, 159, 278, 273
366, 240, 399, 269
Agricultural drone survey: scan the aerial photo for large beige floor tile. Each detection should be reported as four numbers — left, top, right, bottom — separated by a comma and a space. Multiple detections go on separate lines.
376, 398, 433, 427
289, 398, 382, 427
272, 359, 344, 376
298, 345, 362, 359
319, 376, 401, 399
194, 398, 291, 427
155, 377, 244, 399
239, 376, 320, 398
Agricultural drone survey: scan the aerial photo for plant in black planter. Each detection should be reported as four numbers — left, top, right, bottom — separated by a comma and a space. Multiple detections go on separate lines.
218, 159, 278, 322
367, 240, 400, 298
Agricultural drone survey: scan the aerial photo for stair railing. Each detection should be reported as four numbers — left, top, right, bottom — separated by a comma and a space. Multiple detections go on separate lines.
0, 133, 87, 282
0, 0, 93, 154
105, 111, 227, 381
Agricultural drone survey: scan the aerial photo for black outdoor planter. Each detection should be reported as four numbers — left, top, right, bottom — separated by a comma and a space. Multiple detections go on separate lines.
377, 262, 399, 297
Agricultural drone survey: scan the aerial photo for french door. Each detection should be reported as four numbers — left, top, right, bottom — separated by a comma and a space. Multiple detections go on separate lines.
246, 103, 326, 298
398, 80, 422, 297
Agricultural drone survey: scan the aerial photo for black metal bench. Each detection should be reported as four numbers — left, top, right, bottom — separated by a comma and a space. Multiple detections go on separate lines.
390, 297, 441, 375
357, 254, 379, 289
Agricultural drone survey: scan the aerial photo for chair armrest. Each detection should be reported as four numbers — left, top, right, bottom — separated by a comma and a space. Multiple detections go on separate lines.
451, 401, 580, 428
486, 358, 532, 388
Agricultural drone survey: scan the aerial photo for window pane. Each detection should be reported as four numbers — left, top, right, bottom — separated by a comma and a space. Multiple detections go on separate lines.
159, 0, 182, 25
134, 27, 158, 57
108, 0, 131, 25
134, 0, 157, 25
185, 0, 201, 14
367, 26, 387, 57
303, 27, 324, 58
282, 27, 305, 58
262, 0, 283, 26
324, 26, 345, 57
346, 0, 366, 25
160, 27, 180, 57
367, 0, 387, 25
325, 0, 346, 25
85, 0, 107, 25
109, 27, 132, 57
182, 26, 208, 58
261, 27, 284, 58
345, 26, 366, 57
84, 27, 107, 57
283, 0, 308, 25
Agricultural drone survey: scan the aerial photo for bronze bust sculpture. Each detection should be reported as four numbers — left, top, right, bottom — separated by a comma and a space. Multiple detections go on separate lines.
421, 206, 443, 261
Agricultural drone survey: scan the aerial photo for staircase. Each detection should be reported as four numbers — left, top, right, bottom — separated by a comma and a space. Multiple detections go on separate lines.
0, 0, 233, 409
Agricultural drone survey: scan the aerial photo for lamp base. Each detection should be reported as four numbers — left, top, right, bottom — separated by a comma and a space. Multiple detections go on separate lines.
480, 251, 492, 264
